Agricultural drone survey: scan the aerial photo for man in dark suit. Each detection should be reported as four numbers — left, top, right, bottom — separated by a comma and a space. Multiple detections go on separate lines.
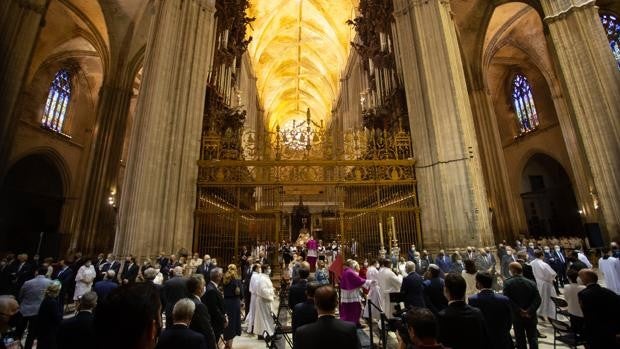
434, 250, 452, 274
53, 259, 74, 312
577, 269, 620, 349
93, 270, 119, 302
423, 265, 448, 315
162, 266, 189, 328
197, 255, 213, 283
120, 255, 139, 284
187, 274, 217, 349
468, 272, 512, 349
437, 273, 489, 349
202, 268, 227, 341
516, 252, 536, 282
292, 281, 319, 338
568, 251, 588, 272
294, 285, 361, 349
289, 268, 309, 308
92, 253, 106, 282
57, 291, 97, 349
503, 262, 541, 349
99, 254, 120, 279
401, 261, 425, 309
551, 245, 567, 286
501, 248, 517, 279
155, 298, 207, 349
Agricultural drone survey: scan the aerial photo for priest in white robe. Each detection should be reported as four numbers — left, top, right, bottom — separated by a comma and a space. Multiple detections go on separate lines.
252, 265, 276, 338
531, 250, 557, 319
376, 259, 402, 319
599, 249, 620, 295
244, 264, 261, 333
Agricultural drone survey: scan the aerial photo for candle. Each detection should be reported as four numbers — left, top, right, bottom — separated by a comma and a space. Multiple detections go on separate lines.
379, 222, 384, 247
380, 32, 387, 52
390, 216, 396, 243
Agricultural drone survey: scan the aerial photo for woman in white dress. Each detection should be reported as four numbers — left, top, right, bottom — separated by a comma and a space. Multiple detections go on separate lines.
73, 259, 96, 300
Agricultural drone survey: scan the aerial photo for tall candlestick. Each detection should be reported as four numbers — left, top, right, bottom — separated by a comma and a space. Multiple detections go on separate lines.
379, 222, 384, 247
390, 216, 397, 242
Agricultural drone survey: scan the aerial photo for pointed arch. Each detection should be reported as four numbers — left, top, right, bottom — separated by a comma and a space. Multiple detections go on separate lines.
511, 73, 539, 135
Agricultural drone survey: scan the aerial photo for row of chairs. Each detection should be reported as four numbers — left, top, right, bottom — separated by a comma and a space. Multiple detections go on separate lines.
549, 296, 587, 349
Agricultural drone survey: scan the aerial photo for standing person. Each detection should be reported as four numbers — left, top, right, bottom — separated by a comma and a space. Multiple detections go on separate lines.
423, 265, 448, 315
434, 250, 451, 275
222, 265, 242, 349
315, 260, 329, 285
52, 259, 73, 313
187, 275, 217, 349
162, 266, 188, 328
468, 272, 513, 349
252, 264, 275, 339
306, 236, 318, 271
436, 274, 489, 349
399, 308, 448, 349
575, 246, 592, 268
530, 250, 557, 320
294, 285, 361, 349
93, 270, 118, 302
155, 298, 207, 349
598, 247, 620, 295
56, 291, 97, 349
203, 268, 227, 341
503, 262, 541, 349
462, 260, 478, 301
407, 244, 417, 262
501, 248, 517, 279
17, 266, 52, 349
551, 245, 568, 288
291, 282, 318, 339
288, 268, 309, 309
577, 269, 620, 349
339, 260, 371, 326
73, 259, 96, 301
119, 255, 138, 284
377, 259, 403, 319
562, 269, 585, 334
244, 264, 261, 332
400, 261, 425, 309
35, 281, 62, 349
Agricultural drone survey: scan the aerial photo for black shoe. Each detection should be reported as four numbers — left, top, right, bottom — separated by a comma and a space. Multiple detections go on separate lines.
537, 331, 547, 339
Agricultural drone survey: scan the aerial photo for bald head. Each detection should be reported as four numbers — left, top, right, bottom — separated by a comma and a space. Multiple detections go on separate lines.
0, 295, 19, 332
578, 269, 598, 285
508, 262, 523, 275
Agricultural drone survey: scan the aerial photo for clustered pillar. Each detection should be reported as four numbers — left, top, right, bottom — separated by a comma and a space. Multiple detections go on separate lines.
540, 0, 620, 236
393, 0, 494, 249
115, 0, 217, 258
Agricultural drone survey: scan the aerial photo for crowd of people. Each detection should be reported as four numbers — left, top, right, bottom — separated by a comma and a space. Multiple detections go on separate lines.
0, 235, 619, 349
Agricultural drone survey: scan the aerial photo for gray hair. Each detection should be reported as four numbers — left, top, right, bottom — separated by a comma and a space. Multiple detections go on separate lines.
172, 298, 195, 322
210, 267, 223, 280
173, 266, 184, 277
106, 270, 116, 279
45, 281, 62, 298
79, 291, 98, 310
143, 268, 157, 280
405, 261, 416, 273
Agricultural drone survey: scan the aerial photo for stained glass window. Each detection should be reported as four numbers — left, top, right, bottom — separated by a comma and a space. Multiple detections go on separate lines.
600, 13, 620, 69
512, 73, 539, 135
42, 69, 71, 133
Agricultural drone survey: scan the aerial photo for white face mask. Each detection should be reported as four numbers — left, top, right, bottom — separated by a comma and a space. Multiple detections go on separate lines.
555, 247, 561, 251
544, 249, 550, 253
507, 251, 512, 255
577, 277, 583, 285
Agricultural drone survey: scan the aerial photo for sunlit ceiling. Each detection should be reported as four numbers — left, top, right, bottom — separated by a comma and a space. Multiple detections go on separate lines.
247, 0, 357, 129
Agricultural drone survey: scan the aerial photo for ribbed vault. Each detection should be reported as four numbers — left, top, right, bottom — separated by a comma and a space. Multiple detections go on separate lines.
247, 0, 357, 129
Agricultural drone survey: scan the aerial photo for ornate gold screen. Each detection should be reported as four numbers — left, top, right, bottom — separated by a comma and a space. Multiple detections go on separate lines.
194, 122, 421, 265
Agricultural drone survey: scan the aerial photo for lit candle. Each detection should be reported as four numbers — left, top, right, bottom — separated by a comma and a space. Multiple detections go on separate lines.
379, 222, 384, 247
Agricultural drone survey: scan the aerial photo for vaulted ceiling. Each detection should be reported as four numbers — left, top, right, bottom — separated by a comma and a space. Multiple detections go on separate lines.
247, 0, 357, 129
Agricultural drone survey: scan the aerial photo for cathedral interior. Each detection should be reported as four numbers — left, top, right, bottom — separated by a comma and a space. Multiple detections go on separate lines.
0, 0, 619, 263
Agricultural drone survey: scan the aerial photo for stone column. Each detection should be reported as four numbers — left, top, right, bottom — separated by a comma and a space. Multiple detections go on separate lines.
393, 0, 493, 250
115, 0, 217, 258
70, 80, 134, 254
469, 87, 528, 240
540, 0, 620, 236
0, 0, 49, 173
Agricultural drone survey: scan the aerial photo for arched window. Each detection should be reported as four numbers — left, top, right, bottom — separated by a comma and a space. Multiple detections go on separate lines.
511, 73, 539, 135
600, 13, 620, 69
42, 69, 72, 133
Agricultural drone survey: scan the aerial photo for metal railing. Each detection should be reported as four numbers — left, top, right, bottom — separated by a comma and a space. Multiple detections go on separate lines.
365, 299, 388, 349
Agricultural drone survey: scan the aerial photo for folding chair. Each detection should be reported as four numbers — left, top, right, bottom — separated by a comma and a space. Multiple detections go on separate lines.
549, 318, 586, 349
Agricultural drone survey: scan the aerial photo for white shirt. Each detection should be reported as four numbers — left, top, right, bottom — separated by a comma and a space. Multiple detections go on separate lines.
563, 283, 585, 317
578, 252, 592, 268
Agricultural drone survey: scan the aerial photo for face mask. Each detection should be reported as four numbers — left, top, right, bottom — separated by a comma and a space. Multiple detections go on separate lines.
363, 263, 368, 267
544, 249, 550, 253
507, 251, 512, 255
212, 263, 217, 267
555, 247, 560, 251
266, 269, 271, 275
577, 277, 583, 285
